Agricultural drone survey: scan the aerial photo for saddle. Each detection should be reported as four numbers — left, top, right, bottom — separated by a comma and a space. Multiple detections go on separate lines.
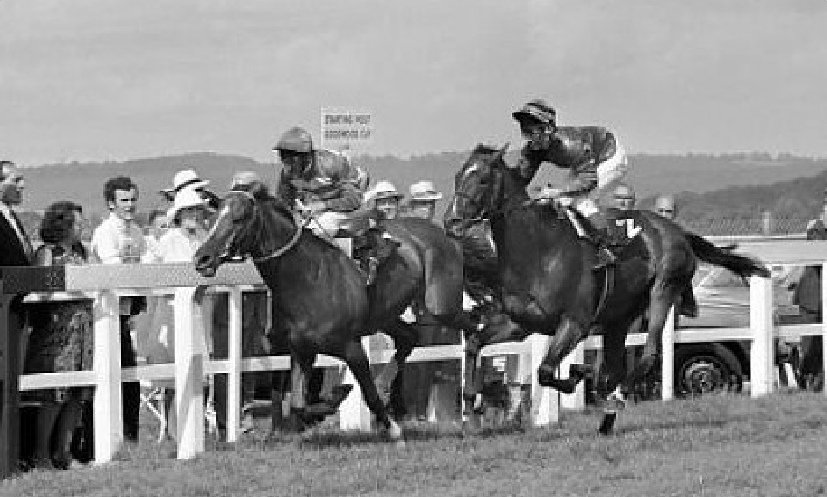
326, 210, 400, 284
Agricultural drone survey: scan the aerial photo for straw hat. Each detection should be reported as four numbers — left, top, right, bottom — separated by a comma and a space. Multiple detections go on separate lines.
160, 169, 210, 197
167, 187, 209, 221
409, 180, 443, 202
366, 180, 404, 202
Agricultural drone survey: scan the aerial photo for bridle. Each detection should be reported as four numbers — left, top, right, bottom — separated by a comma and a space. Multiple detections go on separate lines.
220, 190, 308, 263
452, 147, 509, 226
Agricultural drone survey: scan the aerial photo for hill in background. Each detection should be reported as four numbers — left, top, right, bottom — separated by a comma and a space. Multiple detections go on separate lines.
15, 151, 827, 237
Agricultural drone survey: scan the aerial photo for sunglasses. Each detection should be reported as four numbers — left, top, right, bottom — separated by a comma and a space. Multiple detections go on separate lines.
657, 209, 674, 214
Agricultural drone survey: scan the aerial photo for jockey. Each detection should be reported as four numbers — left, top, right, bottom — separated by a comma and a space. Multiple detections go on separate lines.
273, 126, 391, 285
273, 126, 367, 238
512, 99, 628, 268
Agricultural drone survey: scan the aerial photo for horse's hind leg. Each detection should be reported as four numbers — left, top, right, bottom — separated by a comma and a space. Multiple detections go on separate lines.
594, 321, 632, 435
342, 339, 404, 445
537, 316, 591, 394
632, 283, 681, 382
375, 319, 418, 418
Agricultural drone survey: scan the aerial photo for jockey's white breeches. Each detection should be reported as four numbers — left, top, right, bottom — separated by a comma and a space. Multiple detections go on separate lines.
596, 140, 628, 190
309, 211, 350, 238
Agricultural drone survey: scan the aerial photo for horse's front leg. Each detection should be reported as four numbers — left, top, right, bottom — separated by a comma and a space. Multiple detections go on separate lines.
286, 353, 309, 431
464, 311, 525, 428
537, 316, 592, 394
341, 338, 404, 446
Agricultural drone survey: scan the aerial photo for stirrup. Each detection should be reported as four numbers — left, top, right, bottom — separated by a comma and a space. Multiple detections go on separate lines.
593, 247, 616, 270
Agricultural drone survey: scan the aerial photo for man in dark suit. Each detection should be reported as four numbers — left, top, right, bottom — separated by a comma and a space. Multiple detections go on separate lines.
0, 160, 32, 473
0, 160, 32, 266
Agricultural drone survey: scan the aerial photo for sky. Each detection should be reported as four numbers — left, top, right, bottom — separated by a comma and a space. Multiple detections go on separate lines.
1, 0, 826, 166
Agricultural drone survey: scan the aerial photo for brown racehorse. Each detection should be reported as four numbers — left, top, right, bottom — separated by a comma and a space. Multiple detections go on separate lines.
194, 184, 465, 440
444, 144, 770, 432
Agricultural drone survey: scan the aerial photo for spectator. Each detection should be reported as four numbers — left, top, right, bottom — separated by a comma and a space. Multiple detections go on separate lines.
143, 187, 214, 439
0, 160, 32, 265
23, 202, 93, 468
405, 180, 443, 222
365, 180, 404, 221
2, 161, 34, 467
654, 194, 678, 221
794, 204, 827, 390
159, 168, 220, 210
143, 209, 169, 263
89, 176, 146, 441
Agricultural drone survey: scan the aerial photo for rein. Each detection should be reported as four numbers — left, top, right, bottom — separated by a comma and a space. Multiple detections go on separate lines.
251, 213, 308, 263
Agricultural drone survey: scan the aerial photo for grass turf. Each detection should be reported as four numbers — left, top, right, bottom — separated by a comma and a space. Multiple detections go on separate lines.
3, 391, 827, 497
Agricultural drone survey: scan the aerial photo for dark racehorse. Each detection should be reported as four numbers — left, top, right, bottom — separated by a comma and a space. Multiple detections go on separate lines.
444, 144, 769, 431
194, 185, 465, 440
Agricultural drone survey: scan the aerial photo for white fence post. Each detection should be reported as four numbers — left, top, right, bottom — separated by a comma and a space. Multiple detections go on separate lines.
339, 336, 373, 431
661, 306, 676, 401
174, 286, 204, 459
559, 342, 585, 411
749, 273, 774, 397
225, 287, 243, 442
92, 290, 123, 464
528, 334, 558, 426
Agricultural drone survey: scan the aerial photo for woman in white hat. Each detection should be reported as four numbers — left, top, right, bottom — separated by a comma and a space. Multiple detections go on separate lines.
156, 188, 212, 262
366, 179, 404, 220
159, 168, 220, 210
406, 180, 443, 222
144, 187, 214, 440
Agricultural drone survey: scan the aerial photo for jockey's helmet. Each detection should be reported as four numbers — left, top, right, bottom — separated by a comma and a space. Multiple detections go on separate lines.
512, 99, 556, 126
273, 126, 313, 154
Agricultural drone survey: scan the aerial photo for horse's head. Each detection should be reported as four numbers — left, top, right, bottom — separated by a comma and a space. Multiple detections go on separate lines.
194, 187, 296, 276
444, 143, 509, 238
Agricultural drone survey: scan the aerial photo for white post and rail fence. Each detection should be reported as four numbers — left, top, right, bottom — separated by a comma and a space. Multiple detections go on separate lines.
2, 240, 827, 476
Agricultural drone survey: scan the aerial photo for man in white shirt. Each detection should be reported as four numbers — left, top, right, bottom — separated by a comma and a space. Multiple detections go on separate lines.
90, 176, 146, 442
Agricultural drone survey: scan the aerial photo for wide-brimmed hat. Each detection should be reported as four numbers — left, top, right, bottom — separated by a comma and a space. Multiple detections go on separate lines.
366, 180, 404, 202
160, 169, 210, 197
167, 187, 209, 221
409, 180, 443, 202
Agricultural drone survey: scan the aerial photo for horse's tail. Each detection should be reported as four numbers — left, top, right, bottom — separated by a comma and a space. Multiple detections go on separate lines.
686, 233, 770, 278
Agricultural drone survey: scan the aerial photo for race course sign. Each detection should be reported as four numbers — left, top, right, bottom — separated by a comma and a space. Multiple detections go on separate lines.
320, 108, 372, 150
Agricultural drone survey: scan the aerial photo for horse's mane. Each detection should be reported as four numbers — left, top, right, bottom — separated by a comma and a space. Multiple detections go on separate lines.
230, 184, 295, 221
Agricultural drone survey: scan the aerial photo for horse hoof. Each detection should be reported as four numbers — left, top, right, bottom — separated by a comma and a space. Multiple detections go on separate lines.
387, 419, 404, 442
